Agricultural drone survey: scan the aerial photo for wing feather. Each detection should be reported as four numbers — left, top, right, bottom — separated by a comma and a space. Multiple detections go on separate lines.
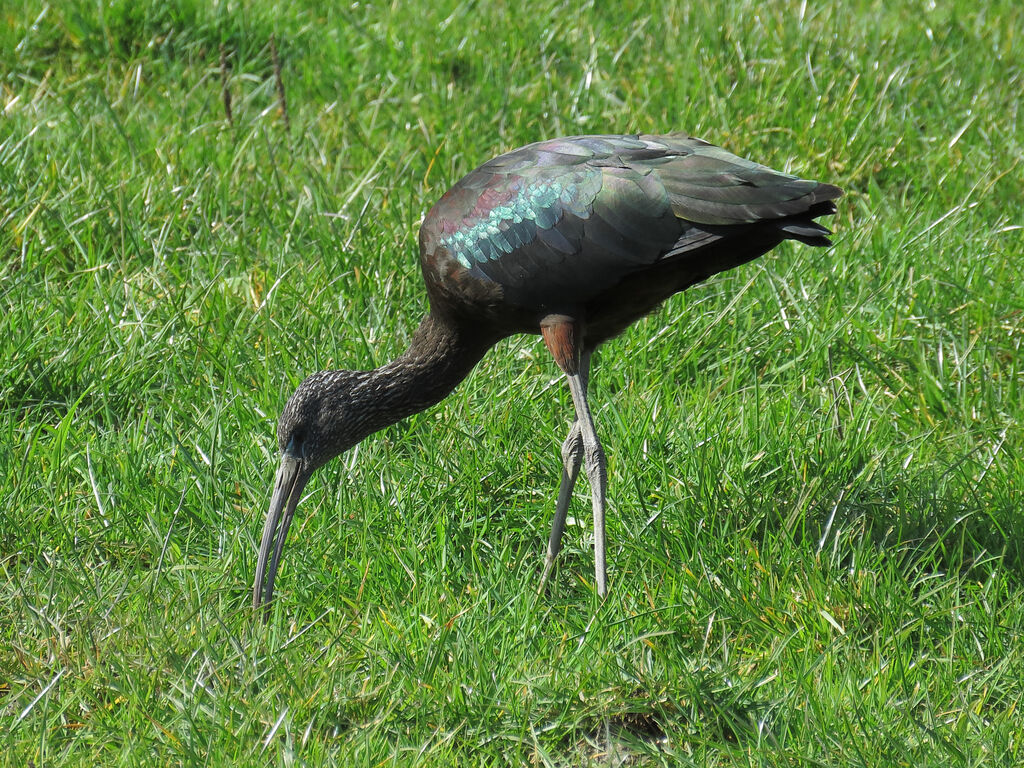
421, 133, 841, 311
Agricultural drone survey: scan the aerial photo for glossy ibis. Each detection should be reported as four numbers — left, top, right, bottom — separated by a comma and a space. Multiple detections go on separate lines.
253, 133, 841, 612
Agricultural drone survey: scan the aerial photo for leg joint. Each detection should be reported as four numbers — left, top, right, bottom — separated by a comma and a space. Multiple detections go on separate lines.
561, 424, 582, 468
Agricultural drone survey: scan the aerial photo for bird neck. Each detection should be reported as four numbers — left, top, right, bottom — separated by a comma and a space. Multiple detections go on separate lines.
355, 311, 494, 433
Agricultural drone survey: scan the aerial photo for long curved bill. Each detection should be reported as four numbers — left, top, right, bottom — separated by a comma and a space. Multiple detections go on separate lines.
253, 452, 310, 617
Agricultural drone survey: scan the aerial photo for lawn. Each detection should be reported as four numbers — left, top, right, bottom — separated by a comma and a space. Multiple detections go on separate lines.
2, 0, 1023, 764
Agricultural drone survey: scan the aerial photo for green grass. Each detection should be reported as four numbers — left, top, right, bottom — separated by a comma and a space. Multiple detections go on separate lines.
3, 0, 1023, 764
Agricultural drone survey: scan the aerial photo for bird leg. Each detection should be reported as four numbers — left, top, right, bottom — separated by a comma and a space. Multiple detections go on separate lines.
540, 316, 606, 596
539, 347, 593, 591
539, 419, 581, 587
565, 364, 608, 597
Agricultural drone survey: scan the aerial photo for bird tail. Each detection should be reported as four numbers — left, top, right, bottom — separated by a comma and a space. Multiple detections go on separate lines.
773, 198, 838, 246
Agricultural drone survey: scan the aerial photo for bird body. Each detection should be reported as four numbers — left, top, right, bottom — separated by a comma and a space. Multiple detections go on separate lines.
419, 134, 837, 343
253, 133, 842, 613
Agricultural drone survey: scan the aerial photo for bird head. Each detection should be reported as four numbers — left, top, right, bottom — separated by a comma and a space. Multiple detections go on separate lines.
252, 370, 368, 616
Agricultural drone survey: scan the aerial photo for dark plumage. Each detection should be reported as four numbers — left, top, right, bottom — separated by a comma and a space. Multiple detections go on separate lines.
253, 133, 842, 613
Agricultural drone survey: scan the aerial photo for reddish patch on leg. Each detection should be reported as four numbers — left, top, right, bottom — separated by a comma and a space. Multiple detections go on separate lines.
540, 314, 580, 375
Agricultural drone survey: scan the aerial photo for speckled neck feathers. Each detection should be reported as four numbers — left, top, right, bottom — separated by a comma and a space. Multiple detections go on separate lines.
351, 312, 493, 436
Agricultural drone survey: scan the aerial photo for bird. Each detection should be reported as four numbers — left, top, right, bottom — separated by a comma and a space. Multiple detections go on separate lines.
252, 132, 842, 613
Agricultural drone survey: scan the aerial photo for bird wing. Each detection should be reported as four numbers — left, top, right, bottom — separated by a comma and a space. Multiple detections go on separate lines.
422, 134, 839, 310
641, 133, 837, 224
